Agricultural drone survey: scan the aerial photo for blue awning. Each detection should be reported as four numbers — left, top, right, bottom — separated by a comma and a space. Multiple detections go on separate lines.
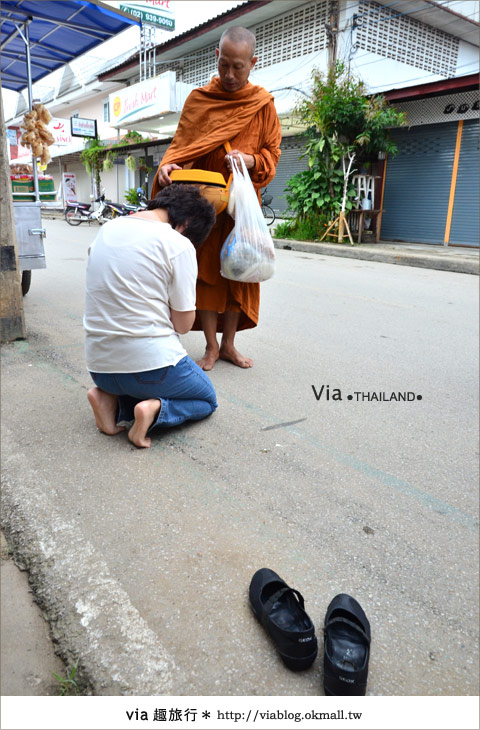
1, 0, 140, 93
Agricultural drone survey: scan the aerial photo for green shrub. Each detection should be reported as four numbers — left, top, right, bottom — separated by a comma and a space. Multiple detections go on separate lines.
125, 187, 140, 205
283, 62, 407, 238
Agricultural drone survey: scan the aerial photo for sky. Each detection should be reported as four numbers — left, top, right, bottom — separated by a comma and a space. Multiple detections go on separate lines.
1, 0, 243, 118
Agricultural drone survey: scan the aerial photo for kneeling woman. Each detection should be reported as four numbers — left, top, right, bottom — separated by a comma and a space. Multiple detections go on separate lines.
84, 185, 217, 448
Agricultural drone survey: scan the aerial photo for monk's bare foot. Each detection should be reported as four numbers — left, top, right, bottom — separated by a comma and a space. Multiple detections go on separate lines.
219, 344, 253, 368
128, 399, 161, 448
196, 345, 220, 371
87, 387, 125, 435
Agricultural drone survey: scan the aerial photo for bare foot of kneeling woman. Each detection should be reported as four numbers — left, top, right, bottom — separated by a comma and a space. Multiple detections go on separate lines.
128, 399, 161, 448
87, 387, 125, 435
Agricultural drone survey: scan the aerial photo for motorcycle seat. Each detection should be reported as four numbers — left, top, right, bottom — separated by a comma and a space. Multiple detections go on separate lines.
72, 201, 91, 210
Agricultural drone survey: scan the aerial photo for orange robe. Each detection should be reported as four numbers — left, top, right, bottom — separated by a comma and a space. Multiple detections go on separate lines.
151, 77, 281, 332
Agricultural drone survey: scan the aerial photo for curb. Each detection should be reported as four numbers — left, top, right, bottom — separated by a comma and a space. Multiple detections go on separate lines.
1, 424, 179, 696
273, 238, 479, 275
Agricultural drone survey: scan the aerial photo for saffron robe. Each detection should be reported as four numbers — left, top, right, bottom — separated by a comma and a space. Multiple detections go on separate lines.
151, 77, 281, 332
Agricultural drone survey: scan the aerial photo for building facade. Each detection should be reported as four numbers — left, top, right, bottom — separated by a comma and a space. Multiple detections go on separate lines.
98, 0, 479, 245
6, 0, 479, 244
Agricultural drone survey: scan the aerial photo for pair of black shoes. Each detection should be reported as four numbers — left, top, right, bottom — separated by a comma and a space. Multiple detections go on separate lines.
249, 568, 371, 696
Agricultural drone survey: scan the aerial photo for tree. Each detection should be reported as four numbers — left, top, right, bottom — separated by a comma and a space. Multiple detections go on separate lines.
279, 62, 407, 242
80, 136, 106, 198
80, 130, 152, 198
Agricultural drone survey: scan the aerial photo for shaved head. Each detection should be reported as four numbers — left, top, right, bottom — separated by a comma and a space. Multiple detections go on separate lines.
219, 26, 256, 58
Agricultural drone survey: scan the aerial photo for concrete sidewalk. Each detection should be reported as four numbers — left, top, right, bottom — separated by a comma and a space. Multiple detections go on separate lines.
273, 237, 479, 275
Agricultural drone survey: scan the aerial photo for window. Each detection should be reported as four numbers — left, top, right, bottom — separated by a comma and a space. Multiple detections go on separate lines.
103, 101, 110, 123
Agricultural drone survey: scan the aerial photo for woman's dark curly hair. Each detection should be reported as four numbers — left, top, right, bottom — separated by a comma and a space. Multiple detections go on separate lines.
147, 184, 216, 246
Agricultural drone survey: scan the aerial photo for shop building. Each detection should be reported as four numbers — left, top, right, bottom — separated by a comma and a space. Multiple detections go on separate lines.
97, 0, 479, 246
5, 0, 479, 244
381, 75, 478, 247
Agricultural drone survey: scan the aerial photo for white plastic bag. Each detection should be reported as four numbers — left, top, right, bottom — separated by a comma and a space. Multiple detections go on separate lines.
220, 157, 275, 283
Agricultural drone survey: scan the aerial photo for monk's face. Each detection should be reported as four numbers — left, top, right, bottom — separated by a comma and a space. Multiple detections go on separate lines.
216, 38, 257, 93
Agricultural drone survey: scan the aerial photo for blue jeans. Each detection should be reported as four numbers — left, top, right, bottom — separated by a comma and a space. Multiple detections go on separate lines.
90, 356, 217, 431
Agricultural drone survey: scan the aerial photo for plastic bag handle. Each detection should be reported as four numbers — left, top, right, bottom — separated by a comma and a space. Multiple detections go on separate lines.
224, 141, 233, 190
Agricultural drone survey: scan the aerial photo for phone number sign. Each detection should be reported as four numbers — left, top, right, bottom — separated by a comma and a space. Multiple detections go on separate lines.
119, 2, 175, 30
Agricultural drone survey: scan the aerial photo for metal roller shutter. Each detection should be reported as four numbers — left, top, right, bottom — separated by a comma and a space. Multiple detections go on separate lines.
265, 135, 309, 215
381, 122, 458, 244
449, 119, 479, 247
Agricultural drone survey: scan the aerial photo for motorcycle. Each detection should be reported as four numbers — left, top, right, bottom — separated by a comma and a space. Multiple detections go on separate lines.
103, 189, 149, 219
103, 200, 136, 218
64, 194, 109, 226
136, 187, 148, 210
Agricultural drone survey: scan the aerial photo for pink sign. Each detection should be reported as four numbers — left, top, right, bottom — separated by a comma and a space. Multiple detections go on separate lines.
62, 172, 77, 203
49, 118, 73, 146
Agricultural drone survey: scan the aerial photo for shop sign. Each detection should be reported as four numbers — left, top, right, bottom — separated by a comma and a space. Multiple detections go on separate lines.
7, 126, 30, 160
395, 90, 479, 127
62, 172, 78, 203
6, 129, 17, 146
443, 99, 479, 115
49, 118, 73, 145
109, 71, 176, 127
71, 117, 98, 138
119, 1, 175, 30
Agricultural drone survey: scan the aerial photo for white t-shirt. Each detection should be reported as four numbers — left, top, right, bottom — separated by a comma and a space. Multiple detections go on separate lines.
84, 217, 197, 373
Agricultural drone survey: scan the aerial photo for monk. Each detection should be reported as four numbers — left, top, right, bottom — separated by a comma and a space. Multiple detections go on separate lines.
151, 26, 281, 371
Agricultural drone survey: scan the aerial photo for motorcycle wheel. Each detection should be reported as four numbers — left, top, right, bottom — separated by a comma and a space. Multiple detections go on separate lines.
65, 209, 82, 226
102, 207, 115, 220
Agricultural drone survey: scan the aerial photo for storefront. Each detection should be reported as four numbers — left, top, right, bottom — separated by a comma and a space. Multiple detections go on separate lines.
380, 80, 479, 247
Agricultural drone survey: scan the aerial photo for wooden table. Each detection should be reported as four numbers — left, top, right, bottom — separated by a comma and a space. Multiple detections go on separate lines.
349, 209, 383, 243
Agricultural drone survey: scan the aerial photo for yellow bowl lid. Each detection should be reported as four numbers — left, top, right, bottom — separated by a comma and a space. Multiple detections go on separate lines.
170, 169, 227, 187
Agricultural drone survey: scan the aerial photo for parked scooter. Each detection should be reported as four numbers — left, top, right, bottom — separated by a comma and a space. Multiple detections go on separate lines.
64, 194, 109, 226
136, 187, 148, 210
103, 189, 149, 218
103, 200, 136, 218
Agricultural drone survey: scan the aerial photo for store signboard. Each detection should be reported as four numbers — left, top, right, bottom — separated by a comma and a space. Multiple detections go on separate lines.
49, 118, 73, 145
62, 172, 78, 203
109, 72, 176, 127
119, 1, 175, 30
71, 117, 97, 138
6, 129, 17, 146
7, 126, 30, 160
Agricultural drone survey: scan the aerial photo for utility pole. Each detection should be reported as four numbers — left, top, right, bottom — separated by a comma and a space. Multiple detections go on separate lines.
0, 95, 26, 343
326, 0, 339, 72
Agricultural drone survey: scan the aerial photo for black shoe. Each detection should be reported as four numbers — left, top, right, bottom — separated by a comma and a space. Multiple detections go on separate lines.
323, 593, 371, 695
249, 568, 318, 671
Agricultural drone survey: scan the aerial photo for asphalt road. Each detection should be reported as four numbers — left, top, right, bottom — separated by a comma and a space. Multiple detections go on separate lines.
1, 218, 478, 696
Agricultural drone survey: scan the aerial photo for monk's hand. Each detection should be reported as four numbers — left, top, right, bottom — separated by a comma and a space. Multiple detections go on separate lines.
225, 150, 255, 171
158, 163, 182, 186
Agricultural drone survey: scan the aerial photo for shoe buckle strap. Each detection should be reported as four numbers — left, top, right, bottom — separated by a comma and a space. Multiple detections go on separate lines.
261, 586, 305, 625
324, 616, 370, 645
